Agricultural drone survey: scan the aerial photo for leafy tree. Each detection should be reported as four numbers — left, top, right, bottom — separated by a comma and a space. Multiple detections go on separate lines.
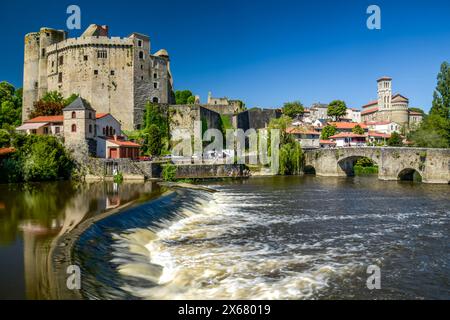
1, 134, 74, 183
279, 141, 303, 175
0, 82, 22, 128
187, 95, 196, 105
409, 62, 450, 147
0, 129, 10, 147
268, 115, 293, 145
409, 107, 425, 115
30, 92, 79, 118
352, 124, 365, 135
355, 157, 375, 167
321, 125, 337, 140
282, 101, 304, 118
145, 124, 163, 156
387, 132, 403, 146
327, 100, 347, 121
430, 62, 450, 119
175, 90, 194, 105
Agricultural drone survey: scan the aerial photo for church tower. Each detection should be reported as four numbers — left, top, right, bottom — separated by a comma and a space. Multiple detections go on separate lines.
377, 77, 392, 110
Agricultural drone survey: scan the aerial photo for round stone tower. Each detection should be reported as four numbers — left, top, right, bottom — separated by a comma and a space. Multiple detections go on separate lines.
22, 32, 40, 122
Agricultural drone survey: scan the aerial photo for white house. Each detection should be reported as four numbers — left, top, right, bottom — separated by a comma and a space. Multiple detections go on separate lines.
365, 121, 400, 134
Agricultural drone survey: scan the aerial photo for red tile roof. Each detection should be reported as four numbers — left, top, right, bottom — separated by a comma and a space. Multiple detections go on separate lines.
329, 132, 367, 139
320, 140, 336, 145
362, 100, 378, 108
361, 107, 379, 115
286, 127, 320, 135
409, 111, 423, 116
329, 122, 368, 129
26, 115, 64, 123
0, 147, 15, 156
108, 139, 141, 147
368, 131, 391, 138
96, 113, 109, 119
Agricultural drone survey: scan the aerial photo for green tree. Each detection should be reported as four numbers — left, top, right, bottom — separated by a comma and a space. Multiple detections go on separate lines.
327, 100, 347, 121
321, 125, 337, 140
352, 124, 365, 135
175, 90, 194, 105
282, 101, 304, 118
0, 82, 22, 128
30, 92, 79, 118
64, 94, 79, 106
41, 91, 64, 104
409, 107, 425, 116
145, 124, 163, 156
387, 132, 403, 146
268, 115, 293, 145
0, 129, 10, 147
430, 62, 450, 119
187, 95, 196, 105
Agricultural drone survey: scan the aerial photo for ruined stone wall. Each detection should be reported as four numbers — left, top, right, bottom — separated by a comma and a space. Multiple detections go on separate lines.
169, 105, 221, 136
235, 108, 281, 131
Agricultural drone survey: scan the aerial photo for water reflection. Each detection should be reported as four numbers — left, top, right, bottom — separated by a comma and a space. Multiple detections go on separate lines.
0, 181, 161, 300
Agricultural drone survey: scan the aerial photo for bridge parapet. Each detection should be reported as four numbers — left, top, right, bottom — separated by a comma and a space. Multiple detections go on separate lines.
304, 147, 450, 184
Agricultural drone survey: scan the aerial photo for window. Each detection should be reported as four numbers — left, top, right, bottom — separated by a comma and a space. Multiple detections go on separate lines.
140, 65, 143, 70
88, 112, 92, 119
58, 72, 63, 83
89, 124, 92, 133
59, 56, 63, 65
71, 111, 76, 119
71, 124, 77, 132
41, 48, 46, 58
141, 76, 144, 80
44, 127, 49, 134
55, 127, 60, 134
103, 127, 106, 135
153, 82, 158, 89
51, 61, 54, 67
94, 70, 98, 75
97, 50, 107, 59
139, 51, 144, 59
153, 73, 157, 79
110, 70, 115, 76
152, 97, 159, 103
84, 55, 88, 61
138, 40, 142, 47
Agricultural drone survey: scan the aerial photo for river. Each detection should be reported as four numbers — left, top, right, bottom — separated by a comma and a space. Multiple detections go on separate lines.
0, 176, 449, 299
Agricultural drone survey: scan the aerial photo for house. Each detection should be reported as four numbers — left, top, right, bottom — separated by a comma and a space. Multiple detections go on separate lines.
365, 121, 400, 134
320, 140, 336, 148
16, 96, 141, 159
367, 131, 391, 145
329, 132, 367, 147
344, 108, 361, 123
286, 127, 320, 148
16, 115, 64, 136
106, 137, 141, 160
329, 122, 368, 133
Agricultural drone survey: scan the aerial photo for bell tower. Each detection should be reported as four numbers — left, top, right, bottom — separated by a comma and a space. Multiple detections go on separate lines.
377, 77, 392, 110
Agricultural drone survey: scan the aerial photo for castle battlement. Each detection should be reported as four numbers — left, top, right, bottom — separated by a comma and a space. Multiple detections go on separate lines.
22, 24, 175, 131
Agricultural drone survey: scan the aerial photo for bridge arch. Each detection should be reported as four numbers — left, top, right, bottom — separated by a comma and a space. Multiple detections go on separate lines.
398, 168, 422, 182
303, 165, 316, 175
337, 155, 378, 177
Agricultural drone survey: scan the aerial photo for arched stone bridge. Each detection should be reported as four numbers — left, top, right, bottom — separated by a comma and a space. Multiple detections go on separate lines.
304, 147, 450, 184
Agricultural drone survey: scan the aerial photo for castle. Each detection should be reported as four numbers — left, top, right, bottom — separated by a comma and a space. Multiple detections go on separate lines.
22, 24, 175, 131
361, 77, 423, 126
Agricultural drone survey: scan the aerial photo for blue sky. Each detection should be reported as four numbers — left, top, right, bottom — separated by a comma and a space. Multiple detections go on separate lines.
1, 0, 450, 111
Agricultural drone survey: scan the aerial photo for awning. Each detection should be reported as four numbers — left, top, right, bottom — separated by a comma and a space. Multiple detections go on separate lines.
16, 122, 48, 131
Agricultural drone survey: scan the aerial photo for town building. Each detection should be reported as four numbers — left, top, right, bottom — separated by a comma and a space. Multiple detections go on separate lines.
329, 132, 367, 147
365, 121, 401, 135
22, 24, 175, 131
361, 77, 423, 127
343, 108, 362, 123
286, 127, 320, 149
16, 97, 139, 159
329, 122, 368, 133
367, 131, 391, 145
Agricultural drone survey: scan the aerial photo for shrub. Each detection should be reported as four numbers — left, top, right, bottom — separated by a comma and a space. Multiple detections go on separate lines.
162, 163, 177, 181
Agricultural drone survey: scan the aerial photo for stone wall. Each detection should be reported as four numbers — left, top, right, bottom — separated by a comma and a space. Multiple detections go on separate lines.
169, 105, 221, 136
235, 108, 281, 131
174, 164, 248, 179
304, 147, 450, 184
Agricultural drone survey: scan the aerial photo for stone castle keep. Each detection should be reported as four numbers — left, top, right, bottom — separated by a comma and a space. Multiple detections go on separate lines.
23, 24, 175, 130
